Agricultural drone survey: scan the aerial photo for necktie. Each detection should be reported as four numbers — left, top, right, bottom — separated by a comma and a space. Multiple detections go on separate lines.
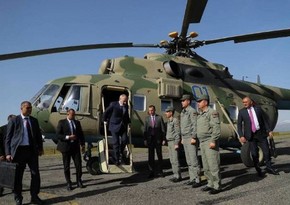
151, 116, 155, 127
121, 105, 126, 114
248, 108, 256, 133
151, 116, 155, 136
70, 120, 75, 135
24, 117, 33, 145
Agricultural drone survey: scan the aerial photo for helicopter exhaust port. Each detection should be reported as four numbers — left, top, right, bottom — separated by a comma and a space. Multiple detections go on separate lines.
163, 60, 183, 78
99, 59, 113, 74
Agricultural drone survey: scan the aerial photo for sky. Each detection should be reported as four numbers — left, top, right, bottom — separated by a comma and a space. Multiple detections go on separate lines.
1, 0, 290, 126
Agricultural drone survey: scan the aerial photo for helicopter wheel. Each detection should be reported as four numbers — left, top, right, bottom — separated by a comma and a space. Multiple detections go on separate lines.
240, 142, 264, 167
86, 157, 102, 175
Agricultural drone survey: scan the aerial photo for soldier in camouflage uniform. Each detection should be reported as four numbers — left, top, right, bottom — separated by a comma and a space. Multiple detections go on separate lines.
180, 94, 201, 188
196, 94, 221, 195
163, 106, 182, 182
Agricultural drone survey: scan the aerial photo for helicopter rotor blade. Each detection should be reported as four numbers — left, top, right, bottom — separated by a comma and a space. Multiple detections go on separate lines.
204, 28, 290, 45
0, 43, 159, 61
180, 0, 208, 38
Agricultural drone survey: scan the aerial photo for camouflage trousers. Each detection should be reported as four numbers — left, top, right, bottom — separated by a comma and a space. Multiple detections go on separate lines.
182, 137, 200, 183
200, 140, 221, 190
167, 141, 181, 179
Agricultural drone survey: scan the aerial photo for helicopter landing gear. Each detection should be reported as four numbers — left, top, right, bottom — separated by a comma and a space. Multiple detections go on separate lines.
86, 157, 102, 175
83, 143, 102, 175
52, 139, 58, 144
240, 142, 264, 167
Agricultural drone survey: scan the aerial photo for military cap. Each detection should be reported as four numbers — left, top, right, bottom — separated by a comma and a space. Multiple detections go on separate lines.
196, 94, 209, 102
165, 106, 175, 112
180, 94, 192, 101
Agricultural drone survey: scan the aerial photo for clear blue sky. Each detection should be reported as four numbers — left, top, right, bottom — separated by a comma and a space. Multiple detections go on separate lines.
1, 0, 290, 126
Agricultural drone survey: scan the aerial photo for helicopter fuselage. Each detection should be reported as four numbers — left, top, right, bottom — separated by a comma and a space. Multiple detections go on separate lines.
30, 53, 290, 149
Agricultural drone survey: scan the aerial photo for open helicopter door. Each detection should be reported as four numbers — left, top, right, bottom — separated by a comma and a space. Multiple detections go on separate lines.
98, 86, 134, 173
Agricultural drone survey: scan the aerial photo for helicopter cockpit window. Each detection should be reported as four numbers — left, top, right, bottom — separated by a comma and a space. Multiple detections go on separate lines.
32, 84, 60, 110
227, 105, 238, 122
31, 84, 49, 104
161, 100, 172, 112
133, 94, 146, 111
61, 85, 89, 113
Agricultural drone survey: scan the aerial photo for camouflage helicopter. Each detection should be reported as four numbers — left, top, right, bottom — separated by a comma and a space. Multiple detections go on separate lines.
1, 0, 290, 174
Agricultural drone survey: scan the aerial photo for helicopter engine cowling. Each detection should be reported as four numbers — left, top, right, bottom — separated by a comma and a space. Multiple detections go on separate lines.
163, 60, 183, 78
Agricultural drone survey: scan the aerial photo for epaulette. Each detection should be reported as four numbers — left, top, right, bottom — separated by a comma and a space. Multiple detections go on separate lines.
212, 111, 219, 118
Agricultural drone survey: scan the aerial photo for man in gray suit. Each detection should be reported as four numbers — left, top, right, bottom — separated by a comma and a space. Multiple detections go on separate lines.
5, 101, 44, 205
144, 105, 166, 178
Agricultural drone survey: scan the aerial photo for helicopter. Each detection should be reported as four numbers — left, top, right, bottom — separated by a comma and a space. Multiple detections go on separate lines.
1, 0, 290, 174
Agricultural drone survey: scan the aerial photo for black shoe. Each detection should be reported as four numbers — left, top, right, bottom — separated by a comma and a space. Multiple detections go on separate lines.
255, 166, 264, 177
209, 189, 221, 195
15, 195, 23, 205
257, 170, 265, 177
77, 180, 85, 188
157, 172, 165, 178
169, 177, 182, 183
192, 182, 202, 188
148, 172, 154, 179
201, 186, 213, 192
184, 181, 194, 186
31, 196, 44, 205
0, 187, 3, 197
15, 198, 23, 205
266, 167, 279, 175
67, 183, 73, 191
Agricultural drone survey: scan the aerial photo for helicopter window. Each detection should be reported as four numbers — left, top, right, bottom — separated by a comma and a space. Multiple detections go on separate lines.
61, 85, 89, 113
31, 84, 49, 104
227, 105, 238, 122
161, 100, 172, 112
33, 84, 60, 110
133, 94, 146, 111
52, 85, 71, 112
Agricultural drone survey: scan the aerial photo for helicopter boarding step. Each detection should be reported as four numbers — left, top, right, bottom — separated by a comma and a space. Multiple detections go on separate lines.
98, 138, 134, 174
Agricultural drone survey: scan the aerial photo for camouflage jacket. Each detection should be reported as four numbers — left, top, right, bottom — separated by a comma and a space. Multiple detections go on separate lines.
197, 107, 221, 143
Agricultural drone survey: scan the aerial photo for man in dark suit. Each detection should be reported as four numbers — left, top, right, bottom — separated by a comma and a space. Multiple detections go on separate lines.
0, 114, 16, 197
103, 94, 131, 165
5, 101, 44, 205
144, 105, 166, 178
56, 108, 85, 191
237, 96, 279, 176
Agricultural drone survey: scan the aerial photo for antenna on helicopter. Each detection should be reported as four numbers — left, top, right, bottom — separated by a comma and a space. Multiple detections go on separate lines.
257, 75, 261, 84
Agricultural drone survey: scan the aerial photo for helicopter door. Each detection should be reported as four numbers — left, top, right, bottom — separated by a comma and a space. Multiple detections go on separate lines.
100, 86, 130, 135
100, 86, 131, 167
